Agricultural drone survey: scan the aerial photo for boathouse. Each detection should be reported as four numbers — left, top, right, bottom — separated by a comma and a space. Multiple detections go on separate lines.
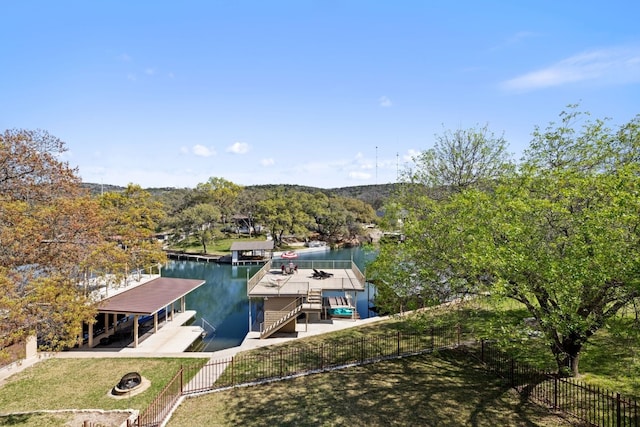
247, 259, 366, 338
84, 276, 206, 351
230, 240, 274, 265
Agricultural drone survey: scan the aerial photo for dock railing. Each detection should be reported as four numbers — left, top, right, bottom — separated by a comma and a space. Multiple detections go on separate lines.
265, 259, 366, 291
247, 260, 272, 294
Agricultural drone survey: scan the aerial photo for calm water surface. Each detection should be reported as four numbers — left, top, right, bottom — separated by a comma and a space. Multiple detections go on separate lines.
161, 247, 377, 351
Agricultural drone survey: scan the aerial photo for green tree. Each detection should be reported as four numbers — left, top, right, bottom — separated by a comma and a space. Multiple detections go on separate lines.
0, 130, 104, 351
370, 111, 640, 376
254, 188, 312, 245
99, 184, 167, 280
191, 177, 242, 224
173, 203, 221, 253
407, 124, 513, 197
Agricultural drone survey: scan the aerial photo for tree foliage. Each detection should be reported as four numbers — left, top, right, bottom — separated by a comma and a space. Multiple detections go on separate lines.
190, 177, 242, 224
98, 184, 167, 280
172, 203, 221, 253
0, 131, 167, 353
370, 111, 640, 376
406, 124, 513, 196
254, 188, 312, 245
0, 130, 103, 351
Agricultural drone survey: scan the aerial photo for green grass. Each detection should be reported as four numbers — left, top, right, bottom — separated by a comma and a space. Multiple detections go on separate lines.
2, 297, 639, 425
171, 236, 271, 254
0, 411, 131, 427
0, 358, 207, 413
222, 297, 640, 400
168, 350, 572, 427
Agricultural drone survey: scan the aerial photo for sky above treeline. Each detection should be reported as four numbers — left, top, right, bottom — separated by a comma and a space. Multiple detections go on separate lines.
2, 1, 639, 189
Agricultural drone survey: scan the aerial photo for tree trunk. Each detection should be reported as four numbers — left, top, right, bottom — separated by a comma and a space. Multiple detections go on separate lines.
551, 341, 582, 377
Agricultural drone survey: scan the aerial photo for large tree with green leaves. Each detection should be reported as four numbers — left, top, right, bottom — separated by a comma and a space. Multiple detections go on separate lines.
0, 130, 103, 352
190, 177, 242, 224
98, 184, 167, 281
172, 203, 221, 253
407, 123, 513, 197
370, 112, 640, 376
254, 188, 313, 245
0, 131, 170, 355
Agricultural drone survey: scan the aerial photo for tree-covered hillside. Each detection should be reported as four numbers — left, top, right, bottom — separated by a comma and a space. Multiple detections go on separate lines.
82, 182, 397, 210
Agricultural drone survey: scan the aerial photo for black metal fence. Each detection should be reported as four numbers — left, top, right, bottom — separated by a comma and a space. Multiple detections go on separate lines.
136, 367, 183, 427
184, 326, 460, 394
473, 340, 640, 427
131, 327, 639, 427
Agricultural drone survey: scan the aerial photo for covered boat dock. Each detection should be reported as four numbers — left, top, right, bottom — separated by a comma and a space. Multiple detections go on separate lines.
85, 277, 206, 350
230, 240, 274, 265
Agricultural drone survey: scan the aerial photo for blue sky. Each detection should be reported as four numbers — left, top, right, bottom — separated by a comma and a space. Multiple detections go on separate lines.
2, 1, 639, 189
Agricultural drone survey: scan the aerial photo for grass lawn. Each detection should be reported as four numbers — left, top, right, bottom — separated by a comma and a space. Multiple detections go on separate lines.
168, 350, 573, 427
170, 235, 298, 255
2, 298, 638, 426
171, 235, 279, 255
0, 358, 207, 414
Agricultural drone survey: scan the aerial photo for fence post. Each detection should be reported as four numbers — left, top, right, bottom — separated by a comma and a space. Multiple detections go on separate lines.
320, 343, 324, 370
553, 376, 558, 410
510, 358, 515, 387
616, 392, 621, 427
361, 337, 365, 363
431, 327, 435, 351
231, 356, 235, 386
279, 349, 283, 377
397, 331, 400, 356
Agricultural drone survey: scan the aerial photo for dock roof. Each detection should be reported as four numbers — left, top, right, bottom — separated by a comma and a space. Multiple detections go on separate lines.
97, 277, 206, 315
230, 241, 274, 251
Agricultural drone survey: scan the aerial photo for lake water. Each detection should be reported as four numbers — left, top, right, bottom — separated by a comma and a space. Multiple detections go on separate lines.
161, 246, 377, 351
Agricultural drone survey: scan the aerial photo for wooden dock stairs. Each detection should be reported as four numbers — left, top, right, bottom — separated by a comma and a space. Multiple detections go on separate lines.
260, 289, 324, 339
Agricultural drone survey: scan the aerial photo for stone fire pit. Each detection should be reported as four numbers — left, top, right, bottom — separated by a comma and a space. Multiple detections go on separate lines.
112, 372, 145, 396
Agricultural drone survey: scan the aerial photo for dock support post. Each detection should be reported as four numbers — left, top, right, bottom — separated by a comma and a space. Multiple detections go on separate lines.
133, 315, 139, 348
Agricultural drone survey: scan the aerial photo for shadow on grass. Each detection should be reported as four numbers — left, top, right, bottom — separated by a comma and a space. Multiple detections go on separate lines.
0, 414, 31, 425
168, 350, 571, 427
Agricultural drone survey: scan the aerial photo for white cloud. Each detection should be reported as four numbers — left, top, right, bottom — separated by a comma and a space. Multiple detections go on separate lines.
502, 45, 640, 92
403, 149, 420, 162
260, 158, 275, 166
348, 171, 371, 180
226, 142, 250, 154
180, 146, 189, 154
127, 73, 136, 81
118, 53, 132, 62
145, 68, 156, 75
353, 152, 374, 170
379, 96, 392, 107
192, 144, 216, 157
